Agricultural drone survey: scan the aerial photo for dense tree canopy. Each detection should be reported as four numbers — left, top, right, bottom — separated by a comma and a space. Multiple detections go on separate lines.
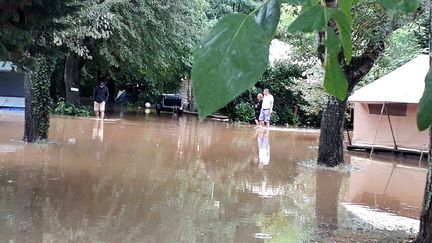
0, 0, 210, 140
55, 0, 208, 104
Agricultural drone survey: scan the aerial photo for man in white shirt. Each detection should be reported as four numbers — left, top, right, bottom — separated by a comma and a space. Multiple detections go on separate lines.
258, 88, 274, 128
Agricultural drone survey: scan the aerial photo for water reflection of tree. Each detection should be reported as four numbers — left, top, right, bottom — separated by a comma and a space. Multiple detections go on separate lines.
315, 168, 344, 233
0, 117, 320, 242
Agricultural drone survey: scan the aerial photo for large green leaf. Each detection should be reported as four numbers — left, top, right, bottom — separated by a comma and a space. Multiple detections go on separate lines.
287, 4, 328, 33
417, 66, 432, 131
338, 0, 353, 22
323, 29, 348, 100
329, 8, 352, 64
298, 0, 320, 12
255, 0, 281, 41
192, 13, 269, 118
376, 0, 419, 13
282, 0, 307, 5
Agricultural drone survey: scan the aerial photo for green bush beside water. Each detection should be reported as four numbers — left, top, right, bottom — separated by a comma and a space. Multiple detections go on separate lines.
234, 102, 255, 124
53, 98, 93, 117
220, 62, 318, 126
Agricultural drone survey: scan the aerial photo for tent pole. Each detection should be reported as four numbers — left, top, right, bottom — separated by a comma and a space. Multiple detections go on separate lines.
386, 107, 398, 151
346, 110, 352, 146
419, 144, 426, 164
370, 102, 386, 156
420, 150, 424, 165
346, 126, 352, 146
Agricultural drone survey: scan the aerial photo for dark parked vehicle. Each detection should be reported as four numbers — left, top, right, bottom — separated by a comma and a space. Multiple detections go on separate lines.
155, 94, 183, 115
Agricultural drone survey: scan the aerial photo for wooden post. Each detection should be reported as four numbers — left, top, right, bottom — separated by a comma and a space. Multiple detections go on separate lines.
370, 102, 386, 156
385, 106, 398, 151
345, 125, 352, 146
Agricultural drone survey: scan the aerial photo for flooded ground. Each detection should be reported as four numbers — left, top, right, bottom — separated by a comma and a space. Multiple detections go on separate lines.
0, 110, 427, 242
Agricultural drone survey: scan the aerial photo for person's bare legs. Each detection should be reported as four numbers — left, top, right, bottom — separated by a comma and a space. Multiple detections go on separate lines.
100, 111, 105, 120
94, 102, 100, 119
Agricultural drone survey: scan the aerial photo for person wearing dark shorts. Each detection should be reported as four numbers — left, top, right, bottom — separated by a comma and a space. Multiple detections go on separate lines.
254, 93, 263, 126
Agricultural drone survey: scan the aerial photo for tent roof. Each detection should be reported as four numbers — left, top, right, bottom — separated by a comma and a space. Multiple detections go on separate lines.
348, 55, 429, 104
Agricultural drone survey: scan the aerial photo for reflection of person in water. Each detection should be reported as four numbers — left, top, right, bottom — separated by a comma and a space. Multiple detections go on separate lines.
256, 128, 270, 168
92, 120, 104, 142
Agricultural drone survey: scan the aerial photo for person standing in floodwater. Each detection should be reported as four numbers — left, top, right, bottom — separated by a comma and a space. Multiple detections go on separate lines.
259, 88, 274, 128
254, 93, 263, 126
93, 81, 109, 120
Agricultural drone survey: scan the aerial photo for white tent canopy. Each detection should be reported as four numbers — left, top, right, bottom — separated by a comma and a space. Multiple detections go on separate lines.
348, 55, 429, 104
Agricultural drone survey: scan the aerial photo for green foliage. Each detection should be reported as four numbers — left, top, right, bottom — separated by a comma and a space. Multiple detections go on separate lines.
287, 1, 352, 99
257, 62, 305, 125
234, 102, 255, 123
361, 23, 422, 86
220, 62, 310, 126
192, 13, 270, 118
192, 0, 423, 120
329, 8, 352, 63
206, 0, 259, 19
417, 68, 432, 130
55, 0, 208, 103
0, 0, 83, 62
323, 29, 348, 100
256, 212, 306, 242
53, 98, 92, 116
270, 110, 280, 124
287, 5, 327, 33
29, 56, 56, 140
53, 0, 120, 58
276, 4, 316, 59
255, 0, 281, 41
376, 0, 419, 12
414, 11, 429, 49
0, 0, 87, 142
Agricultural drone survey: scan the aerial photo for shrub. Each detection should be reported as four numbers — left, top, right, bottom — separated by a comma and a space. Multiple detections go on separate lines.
53, 98, 92, 116
234, 101, 255, 123
270, 111, 279, 125
219, 62, 312, 126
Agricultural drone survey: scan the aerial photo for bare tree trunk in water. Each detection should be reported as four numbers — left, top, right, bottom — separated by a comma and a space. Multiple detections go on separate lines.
317, 97, 347, 167
24, 56, 55, 142
316, 32, 385, 167
64, 52, 83, 106
314, 0, 403, 167
417, 129, 432, 242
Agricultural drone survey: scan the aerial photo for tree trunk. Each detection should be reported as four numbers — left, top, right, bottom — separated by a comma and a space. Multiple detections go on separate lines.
317, 96, 347, 167
315, 0, 388, 167
50, 61, 66, 102
64, 52, 82, 106
416, 2, 432, 241
23, 57, 55, 142
417, 129, 432, 242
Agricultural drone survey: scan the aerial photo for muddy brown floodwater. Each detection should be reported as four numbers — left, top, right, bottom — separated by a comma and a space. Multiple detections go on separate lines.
0, 111, 427, 242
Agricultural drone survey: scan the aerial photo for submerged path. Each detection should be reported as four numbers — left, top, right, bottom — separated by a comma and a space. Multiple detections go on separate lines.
0, 111, 426, 242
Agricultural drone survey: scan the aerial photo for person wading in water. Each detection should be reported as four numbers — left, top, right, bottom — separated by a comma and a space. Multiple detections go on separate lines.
93, 81, 109, 120
254, 93, 263, 127
259, 88, 274, 128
